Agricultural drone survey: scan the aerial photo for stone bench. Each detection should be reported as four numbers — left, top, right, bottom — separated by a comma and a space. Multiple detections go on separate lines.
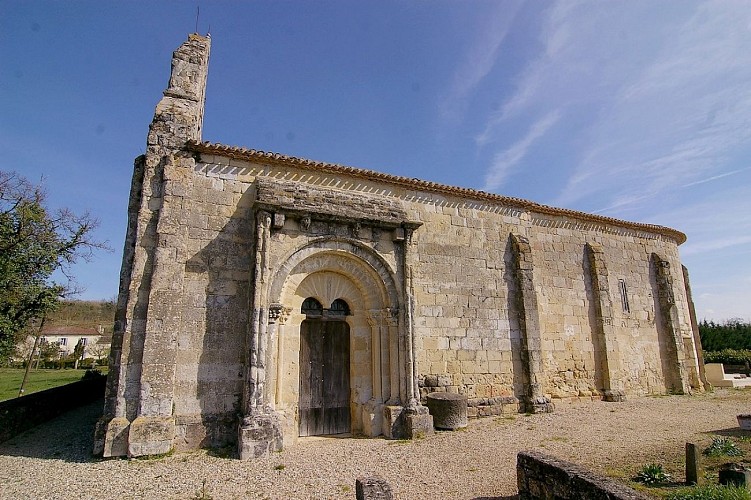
426, 392, 468, 430
705, 363, 751, 388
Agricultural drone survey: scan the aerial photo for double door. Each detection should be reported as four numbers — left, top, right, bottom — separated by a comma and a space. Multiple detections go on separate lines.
298, 319, 350, 436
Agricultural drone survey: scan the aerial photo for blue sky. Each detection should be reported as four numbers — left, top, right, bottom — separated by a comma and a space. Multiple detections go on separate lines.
2, 1, 749, 321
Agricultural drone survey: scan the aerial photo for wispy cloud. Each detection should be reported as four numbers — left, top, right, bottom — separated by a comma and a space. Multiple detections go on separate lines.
552, 2, 751, 211
440, 2, 523, 125
681, 167, 748, 188
482, 110, 560, 191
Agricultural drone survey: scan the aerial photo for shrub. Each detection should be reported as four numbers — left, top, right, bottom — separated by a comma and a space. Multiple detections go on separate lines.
704, 437, 743, 457
82, 368, 105, 380
634, 463, 672, 485
703, 349, 751, 366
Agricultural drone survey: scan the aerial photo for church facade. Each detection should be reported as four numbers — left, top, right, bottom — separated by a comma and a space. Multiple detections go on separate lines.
94, 34, 706, 459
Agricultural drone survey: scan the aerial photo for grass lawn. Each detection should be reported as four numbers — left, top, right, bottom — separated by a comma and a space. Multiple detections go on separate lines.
0, 367, 107, 402
621, 431, 751, 499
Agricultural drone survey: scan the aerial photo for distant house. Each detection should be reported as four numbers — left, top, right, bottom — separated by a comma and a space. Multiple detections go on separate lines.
39, 326, 104, 358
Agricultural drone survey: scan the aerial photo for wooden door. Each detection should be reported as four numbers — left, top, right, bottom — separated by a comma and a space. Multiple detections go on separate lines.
299, 319, 350, 436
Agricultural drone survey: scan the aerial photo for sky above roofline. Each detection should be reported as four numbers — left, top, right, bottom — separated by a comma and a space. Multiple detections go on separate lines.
2, 1, 749, 321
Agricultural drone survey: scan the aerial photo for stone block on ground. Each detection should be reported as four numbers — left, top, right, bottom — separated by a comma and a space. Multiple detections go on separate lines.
356, 475, 393, 500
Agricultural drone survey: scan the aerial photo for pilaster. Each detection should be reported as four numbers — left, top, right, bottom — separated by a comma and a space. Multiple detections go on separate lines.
585, 243, 625, 401
652, 254, 689, 394
509, 233, 553, 413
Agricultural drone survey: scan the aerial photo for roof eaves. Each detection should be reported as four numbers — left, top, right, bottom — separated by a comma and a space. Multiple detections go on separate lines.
187, 140, 687, 245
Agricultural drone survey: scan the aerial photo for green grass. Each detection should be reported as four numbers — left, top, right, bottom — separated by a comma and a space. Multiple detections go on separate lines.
668, 484, 751, 500
0, 367, 107, 402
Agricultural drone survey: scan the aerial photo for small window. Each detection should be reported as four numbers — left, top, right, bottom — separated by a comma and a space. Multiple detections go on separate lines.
329, 299, 350, 317
301, 297, 323, 317
618, 279, 630, 314
58, 337, 67, 346
80, 338, 88, 346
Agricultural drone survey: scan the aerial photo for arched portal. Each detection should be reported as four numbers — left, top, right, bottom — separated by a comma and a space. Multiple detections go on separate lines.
264, 239, 403, 446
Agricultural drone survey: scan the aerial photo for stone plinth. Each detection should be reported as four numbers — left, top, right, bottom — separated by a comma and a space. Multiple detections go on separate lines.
426, 392, 468, 430
238, 412, 283, 459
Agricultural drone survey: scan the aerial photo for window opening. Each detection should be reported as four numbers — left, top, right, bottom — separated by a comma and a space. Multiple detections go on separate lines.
618, 279, 630, 313
301, 298, 323, 317
328, 299, 350, 317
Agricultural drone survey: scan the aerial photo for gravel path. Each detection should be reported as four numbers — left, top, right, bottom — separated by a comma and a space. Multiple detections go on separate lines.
1, 389, 750, 499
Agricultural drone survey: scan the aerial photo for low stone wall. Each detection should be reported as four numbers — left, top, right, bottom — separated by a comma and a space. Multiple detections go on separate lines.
517, 450, 647, 500
0, 376, 106, 443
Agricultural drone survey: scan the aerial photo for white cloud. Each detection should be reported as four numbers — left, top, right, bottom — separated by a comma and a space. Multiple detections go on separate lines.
482, 110, 561, 191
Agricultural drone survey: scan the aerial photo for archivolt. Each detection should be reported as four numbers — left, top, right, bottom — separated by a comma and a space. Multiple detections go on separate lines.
268, 238, 400, 311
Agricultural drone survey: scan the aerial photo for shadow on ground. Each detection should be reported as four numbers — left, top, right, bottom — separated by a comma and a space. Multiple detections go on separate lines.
0, 398, 103, 463
472, 496, 519, 500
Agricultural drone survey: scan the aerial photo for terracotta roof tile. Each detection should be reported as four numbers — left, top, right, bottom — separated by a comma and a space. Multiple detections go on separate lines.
41, 326, 100, 336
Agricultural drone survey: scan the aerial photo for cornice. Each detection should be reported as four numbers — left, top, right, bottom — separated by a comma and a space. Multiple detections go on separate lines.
187, 140, 687, 245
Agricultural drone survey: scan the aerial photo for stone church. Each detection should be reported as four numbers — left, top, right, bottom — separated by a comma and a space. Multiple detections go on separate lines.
94, 34, 706, 459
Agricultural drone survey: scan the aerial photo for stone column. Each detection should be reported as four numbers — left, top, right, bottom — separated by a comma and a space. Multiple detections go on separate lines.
238, 210, 283, 459
652, 254, 690, 394
398, 226, 433, 438
270, 304, 292, 407
366, 310, 384, 402
585, 243, 625, 401
385, 308, 399, 406
509, 233, 553, 413
363, 310, 385, 436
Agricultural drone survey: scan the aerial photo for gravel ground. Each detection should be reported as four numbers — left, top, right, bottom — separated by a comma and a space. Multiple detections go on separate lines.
1, 389, 750, 499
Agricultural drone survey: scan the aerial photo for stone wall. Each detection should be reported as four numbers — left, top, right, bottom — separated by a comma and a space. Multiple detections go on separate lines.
1, 376, 106, 444
517, 450, 647, 499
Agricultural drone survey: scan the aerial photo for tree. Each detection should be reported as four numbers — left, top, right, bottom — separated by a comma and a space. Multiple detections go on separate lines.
88, 342, 110, 366
72, 338, 85, 370
0, 171, 106, 363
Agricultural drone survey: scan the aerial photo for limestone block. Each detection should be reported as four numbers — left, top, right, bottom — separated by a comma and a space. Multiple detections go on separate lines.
382, 405, 403, 439
100, 416, 131, 458
127, 415, 176, 457
238, 412, 283, 459
405, 406, 434, 439
362, 401, 384, 437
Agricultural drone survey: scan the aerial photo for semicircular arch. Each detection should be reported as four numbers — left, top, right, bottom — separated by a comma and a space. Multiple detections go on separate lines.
269, 238, 400, 311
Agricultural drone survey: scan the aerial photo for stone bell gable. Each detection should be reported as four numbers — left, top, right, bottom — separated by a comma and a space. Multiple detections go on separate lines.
95, 34, 705, 459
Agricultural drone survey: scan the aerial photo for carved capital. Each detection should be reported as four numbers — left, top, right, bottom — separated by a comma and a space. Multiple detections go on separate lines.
256, 210, 272, 229
268, 304, 292, 325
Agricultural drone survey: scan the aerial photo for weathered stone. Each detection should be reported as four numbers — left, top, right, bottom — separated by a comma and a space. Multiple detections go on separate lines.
517, 451, 648, 499
238, 412, 283, 460
686, 442, 700, 486
404, 405, 434, 439
127, 416, 176, 457
427, 392, 468, 430
356, 475, 393, 500
719, 463, 751, 488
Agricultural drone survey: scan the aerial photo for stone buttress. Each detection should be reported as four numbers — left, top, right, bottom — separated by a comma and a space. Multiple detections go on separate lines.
94, 34, 211, 457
